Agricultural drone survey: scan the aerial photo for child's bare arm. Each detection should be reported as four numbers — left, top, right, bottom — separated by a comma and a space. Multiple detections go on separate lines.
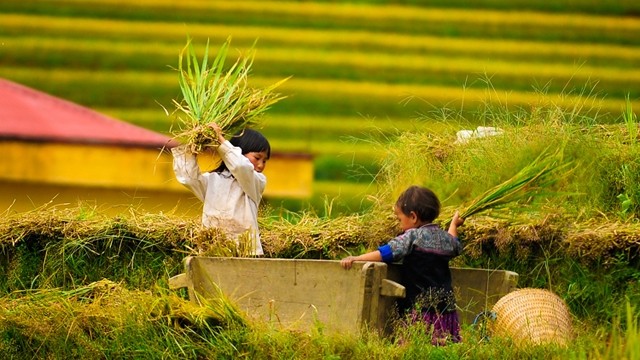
340, 250, 383, 270
448, 210, 465, 237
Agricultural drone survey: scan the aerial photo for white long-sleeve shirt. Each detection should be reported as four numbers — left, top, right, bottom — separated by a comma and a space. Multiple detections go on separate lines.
172, 141, 266, 255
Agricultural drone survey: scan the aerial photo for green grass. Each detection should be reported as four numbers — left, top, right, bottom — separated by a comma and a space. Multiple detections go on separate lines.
0, 285, 636, 358
0, 201, 638, 358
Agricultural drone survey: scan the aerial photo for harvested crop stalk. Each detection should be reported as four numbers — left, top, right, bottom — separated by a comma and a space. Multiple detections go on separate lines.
458, 146, 572, 219
170, 36, 289, 153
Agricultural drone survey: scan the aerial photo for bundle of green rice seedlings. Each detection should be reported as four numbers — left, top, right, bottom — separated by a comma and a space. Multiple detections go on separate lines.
170, 36, 289, 153
457, 146, 573, 220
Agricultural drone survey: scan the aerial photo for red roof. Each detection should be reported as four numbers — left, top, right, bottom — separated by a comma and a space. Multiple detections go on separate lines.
0, 78, 176, 148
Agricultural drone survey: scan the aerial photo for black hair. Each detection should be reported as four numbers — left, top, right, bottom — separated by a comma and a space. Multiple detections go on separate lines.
395, 185, 441, 223
214, 128, 271, 172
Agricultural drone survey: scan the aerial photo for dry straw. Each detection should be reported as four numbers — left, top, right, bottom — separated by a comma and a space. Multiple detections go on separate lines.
170, 36, 289, 153
566, 219, 640, 260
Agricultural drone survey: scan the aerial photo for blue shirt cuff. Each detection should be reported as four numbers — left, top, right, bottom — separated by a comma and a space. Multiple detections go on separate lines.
378, 244, 393, 263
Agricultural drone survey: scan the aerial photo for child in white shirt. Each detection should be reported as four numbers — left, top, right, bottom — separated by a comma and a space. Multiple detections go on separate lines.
172, 123, 270, 255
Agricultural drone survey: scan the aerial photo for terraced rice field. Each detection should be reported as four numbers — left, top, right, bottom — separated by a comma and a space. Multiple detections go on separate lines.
2, 0, 639, 206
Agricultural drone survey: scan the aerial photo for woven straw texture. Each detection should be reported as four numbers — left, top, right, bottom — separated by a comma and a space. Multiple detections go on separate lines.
490, 288, 573, 346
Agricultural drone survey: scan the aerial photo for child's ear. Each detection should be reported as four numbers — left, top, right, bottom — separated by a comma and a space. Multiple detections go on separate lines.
409, 211, 419, 224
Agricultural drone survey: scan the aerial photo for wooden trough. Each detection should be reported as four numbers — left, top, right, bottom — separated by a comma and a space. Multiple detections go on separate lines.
169, 257, 518, 335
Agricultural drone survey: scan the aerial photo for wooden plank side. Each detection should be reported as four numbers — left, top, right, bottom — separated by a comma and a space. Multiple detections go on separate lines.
187, 257, 368, 333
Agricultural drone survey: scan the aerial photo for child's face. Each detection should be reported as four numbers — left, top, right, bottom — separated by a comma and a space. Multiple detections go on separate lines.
245, 151, 269, 173
394, 205, 418, 232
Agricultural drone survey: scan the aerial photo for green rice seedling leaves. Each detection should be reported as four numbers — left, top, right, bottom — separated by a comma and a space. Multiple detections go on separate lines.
623, 93, 638, 144
171, 36, 289, 153
458, 145, 574, 219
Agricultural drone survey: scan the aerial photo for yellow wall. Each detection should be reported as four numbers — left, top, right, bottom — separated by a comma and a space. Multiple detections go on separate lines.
0, 141, 313, 215
0, 181, 204, 217
196, 150, 315, 199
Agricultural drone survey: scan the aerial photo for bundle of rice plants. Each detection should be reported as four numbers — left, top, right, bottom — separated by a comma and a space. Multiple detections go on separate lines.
458, 146, 573, 220
169, 36, 289, 153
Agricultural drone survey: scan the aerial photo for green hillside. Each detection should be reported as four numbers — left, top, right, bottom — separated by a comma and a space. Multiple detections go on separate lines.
1, 0, 639, 210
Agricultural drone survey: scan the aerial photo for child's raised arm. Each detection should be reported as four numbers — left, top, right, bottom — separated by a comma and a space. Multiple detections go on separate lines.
448, 210, 465, 237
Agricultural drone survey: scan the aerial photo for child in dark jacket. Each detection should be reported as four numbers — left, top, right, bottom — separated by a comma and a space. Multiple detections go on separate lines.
341, 185, 465, 344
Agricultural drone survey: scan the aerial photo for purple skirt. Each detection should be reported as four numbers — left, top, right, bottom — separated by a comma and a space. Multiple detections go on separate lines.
408, 309, 461, 345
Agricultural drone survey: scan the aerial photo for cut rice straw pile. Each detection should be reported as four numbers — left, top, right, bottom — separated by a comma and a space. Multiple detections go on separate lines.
458, 146, 572, 220
170, 36, 289, 153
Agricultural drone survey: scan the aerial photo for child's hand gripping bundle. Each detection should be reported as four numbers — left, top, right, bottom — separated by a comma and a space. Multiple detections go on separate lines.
169, 36, 289, 153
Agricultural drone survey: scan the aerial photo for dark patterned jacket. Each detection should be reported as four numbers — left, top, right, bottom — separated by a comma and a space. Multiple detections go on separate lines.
378, 224, 462, 314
